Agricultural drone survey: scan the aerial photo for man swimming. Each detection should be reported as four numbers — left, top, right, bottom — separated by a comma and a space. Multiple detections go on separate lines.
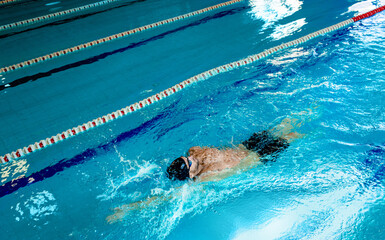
166, 118, 302, 182
106, 117, 303, 223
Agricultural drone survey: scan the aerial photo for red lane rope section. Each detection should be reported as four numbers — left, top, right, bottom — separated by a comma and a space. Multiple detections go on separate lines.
352, 5, 385, 21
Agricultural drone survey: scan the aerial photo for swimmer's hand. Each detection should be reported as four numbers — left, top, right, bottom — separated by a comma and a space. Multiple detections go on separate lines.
106, 195, 172, 224
106, 200, 147, 224
106, 207, 126, 224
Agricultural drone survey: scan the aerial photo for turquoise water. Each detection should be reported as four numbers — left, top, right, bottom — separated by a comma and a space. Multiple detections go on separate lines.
1, 0, 385, 239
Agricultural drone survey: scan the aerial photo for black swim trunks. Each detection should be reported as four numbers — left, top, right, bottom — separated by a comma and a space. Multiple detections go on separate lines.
242, 131, 289, 161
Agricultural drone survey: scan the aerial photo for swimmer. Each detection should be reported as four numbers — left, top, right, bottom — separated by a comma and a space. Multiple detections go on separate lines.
166, 118, 302, 182
107, 117, 304, 223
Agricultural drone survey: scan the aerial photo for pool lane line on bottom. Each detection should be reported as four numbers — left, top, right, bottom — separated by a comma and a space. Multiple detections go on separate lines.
0, 0, 131, 31
0, 5, 248, 92
0, 0, 146, 32
1, 5, 384, 165
0, 0, 146, 41
0, 0, 244, 74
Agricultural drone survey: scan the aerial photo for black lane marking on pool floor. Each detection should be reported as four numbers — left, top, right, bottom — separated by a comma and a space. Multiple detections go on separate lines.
0, 101, 178, 198
0, 0, 146, 39
0, 6, 249, 92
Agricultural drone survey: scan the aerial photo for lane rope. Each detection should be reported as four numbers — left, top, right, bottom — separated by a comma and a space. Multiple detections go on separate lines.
0, 0, 244, 74
1, 0, 129, 31
1, 5, 384, 164
0, 0, 21, 5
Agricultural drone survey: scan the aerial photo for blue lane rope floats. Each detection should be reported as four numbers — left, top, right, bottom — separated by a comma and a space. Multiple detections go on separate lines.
1, 5, 384, 164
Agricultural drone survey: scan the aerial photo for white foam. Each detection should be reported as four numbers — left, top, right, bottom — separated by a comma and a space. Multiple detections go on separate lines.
232, 179, 383, 240
271, 18, 307, 40
97, 161, 160, 200
345, 0, 385, 15
248, 0, 303, 29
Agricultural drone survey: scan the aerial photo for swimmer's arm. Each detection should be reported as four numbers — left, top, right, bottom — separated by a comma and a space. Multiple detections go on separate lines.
106, 189, 180, 223
106, 194, 172, 223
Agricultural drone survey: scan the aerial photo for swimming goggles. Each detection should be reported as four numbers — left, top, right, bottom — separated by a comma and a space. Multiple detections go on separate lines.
183, 156, 192, 170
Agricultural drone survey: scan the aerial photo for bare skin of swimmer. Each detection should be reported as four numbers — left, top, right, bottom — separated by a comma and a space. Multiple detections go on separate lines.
106, 118, 303, 223
185, 118, 302, 181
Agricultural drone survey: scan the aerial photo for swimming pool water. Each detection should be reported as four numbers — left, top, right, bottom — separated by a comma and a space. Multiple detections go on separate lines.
1, 0, 385, 239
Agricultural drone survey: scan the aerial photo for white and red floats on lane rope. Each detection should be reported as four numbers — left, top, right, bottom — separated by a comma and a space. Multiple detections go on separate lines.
1, 5, 385, 164
0, 0, 21, 5
1, 0, 134, 31
0, 0, 244, 74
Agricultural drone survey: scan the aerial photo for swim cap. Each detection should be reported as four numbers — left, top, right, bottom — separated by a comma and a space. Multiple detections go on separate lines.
166, 157, 189, 181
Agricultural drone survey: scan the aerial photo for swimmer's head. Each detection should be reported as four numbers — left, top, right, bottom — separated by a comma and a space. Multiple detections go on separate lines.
166, 157, 189, 181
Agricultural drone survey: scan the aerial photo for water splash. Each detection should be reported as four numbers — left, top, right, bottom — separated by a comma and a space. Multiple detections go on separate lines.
97, 159, 161, 201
